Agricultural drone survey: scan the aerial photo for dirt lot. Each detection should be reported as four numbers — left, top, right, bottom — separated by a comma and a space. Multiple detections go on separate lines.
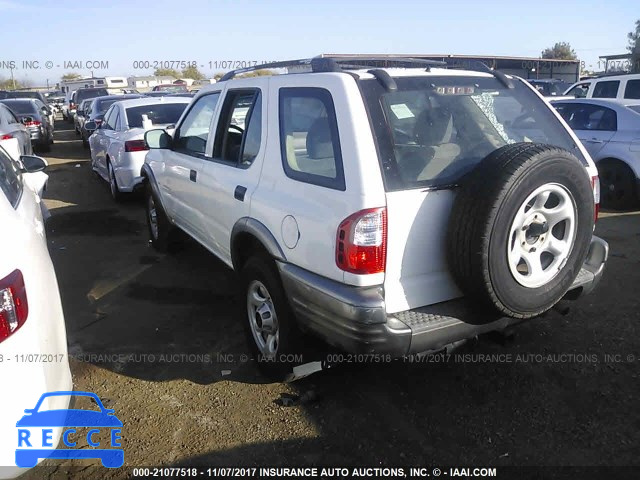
23, 120, 640, 478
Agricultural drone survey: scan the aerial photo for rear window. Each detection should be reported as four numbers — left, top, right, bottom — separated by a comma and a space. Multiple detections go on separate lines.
75, 89, 109, 103
1, 91, 41, 101
361, 76, 587, 191
0, 101, 36, 114
592, 81, 620, 98
0, 146, 22, 208
624, 80, 640, 99
125, 103, 188, 128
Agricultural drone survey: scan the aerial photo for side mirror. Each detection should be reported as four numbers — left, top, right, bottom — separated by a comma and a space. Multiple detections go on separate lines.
145, 129, 172, 149
21, 116, 34, 125
84, 121, 97, 132
20, 155, 48, 173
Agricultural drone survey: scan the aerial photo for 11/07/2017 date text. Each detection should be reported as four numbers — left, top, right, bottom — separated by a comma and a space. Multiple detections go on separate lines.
131, 60, 278, 70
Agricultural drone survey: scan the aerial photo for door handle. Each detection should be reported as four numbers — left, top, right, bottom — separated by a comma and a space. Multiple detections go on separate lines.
190, 170, 197, 182
234, 185, 247, 202
589, 139, 604, 143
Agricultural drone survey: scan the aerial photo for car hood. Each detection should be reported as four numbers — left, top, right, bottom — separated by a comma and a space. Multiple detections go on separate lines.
16, 409, 123, 427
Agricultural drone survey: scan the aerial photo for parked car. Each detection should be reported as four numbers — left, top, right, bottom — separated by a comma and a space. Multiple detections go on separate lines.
564, 73, 640, 100
0, 90, 49, 105
88, 96, 190, 200
0, 103, 33, 157
0, 146, 73, 478
47, 96, 65, 115
526, 78, 572, 97
551, 98, 640, 209
142, 57, 608, 379
80, 94, 144, 148
151, 84, 188, 93
0, 99, 54, 152
143, 91, 173, 97
74, 99, 92, 135
65, 87, 109, 124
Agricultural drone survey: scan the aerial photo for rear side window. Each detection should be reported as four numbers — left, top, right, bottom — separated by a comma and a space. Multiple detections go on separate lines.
592, 81, 620, 98
0, 146, 22, 208
279, 88, 345, 190
213, 90, 262, 166
554, 103, 617, 131
624, 79, 640, 99
174, 93, 220, 156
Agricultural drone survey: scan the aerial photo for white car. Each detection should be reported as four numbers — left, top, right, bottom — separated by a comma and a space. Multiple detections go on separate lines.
551, 98, 640, 209
564, 73, 640, 100
0, 147, 72, 479
88, 97, 190, 201
0, 103, 32, 157
142, 57, 609, 380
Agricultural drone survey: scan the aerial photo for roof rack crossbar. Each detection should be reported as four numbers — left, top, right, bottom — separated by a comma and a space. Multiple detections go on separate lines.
445, 59, 515, 89
218, 55, 448, 81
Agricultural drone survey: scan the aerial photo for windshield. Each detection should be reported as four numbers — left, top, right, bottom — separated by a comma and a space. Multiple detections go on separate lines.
125, 103, 187, 128
0, 101, 36, 114
361, 75, 586, 191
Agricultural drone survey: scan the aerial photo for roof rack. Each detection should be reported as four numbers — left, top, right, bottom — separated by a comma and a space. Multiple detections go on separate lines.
218, 55, 448, 81
443, 59, 514, 89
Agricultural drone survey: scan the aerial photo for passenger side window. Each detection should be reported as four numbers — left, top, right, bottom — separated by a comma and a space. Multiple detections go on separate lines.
0, 146, 22, 208
278, 88, 345, 190
624, 79, 640, 99
174, 93, 220, 156
592, 81, 620, 98
213, 90, 262, 166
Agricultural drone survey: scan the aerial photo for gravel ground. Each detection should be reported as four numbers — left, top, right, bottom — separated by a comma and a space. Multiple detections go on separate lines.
19, 119, 640, 479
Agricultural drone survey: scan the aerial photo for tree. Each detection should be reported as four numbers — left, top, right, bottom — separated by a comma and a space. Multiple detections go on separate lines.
628, 19, 640, 73
153, 68, 180, 78
61, 72, 82, 82
181, 66, 205, 80
0, 78, 21, 90
541, 42, 577, 60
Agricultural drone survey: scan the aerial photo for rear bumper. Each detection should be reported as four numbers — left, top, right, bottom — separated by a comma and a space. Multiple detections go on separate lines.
279, 235, 609, 356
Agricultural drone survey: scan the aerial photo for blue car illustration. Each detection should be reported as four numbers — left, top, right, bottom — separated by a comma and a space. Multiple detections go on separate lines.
15, 391, 123, 468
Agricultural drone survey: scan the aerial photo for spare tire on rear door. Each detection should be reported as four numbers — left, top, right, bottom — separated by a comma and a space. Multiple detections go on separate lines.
448, 143, 594, 321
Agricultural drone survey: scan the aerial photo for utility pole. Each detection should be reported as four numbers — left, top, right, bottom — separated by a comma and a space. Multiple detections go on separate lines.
46, 79, 49, 89
10, 67, 16, 90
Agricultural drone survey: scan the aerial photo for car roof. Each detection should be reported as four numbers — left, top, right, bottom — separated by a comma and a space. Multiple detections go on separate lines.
0, 98, 37, 104
550, 98, 640, 107
113, 96, 192, 108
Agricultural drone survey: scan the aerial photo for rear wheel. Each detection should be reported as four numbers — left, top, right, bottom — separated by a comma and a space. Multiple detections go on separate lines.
598, 159, 636, 210
107, 161, 124, 202
240, 255, 302, 380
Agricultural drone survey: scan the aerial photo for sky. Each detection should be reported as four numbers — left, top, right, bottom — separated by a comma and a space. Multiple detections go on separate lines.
0, 0, 636, 87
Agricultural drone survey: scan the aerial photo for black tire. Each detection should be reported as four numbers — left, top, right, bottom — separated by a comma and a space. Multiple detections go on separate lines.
145, 182, 180, 252
448, 143, 594, 321
240, 255, 302, 381
107, 160, 124, 202
598, 159, 636, 210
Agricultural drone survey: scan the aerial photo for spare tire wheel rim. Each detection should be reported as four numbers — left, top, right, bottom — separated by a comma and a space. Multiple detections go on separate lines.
507, 182, 577, 288
247, 280, 279, 358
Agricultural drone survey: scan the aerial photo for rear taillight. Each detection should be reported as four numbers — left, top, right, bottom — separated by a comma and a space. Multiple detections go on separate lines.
0, 134, 13, 140
0, 269, 28, 343
24, 120, 41, 127
591, 176, 600, 223
70, 102, 75, 109
336, 207, 387, 274
125, 140, 149, 152
95, 119, 102, 126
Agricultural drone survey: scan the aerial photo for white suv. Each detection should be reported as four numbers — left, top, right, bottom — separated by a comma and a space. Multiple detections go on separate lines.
142, 57, 609, 377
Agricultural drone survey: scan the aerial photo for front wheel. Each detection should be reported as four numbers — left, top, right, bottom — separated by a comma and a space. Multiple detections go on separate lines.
145, 183, 180, 252
598, 159, 637, 210
240, 256, 302, 380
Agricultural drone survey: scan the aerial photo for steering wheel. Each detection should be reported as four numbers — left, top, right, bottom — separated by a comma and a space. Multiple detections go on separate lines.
228, 124, 244, 134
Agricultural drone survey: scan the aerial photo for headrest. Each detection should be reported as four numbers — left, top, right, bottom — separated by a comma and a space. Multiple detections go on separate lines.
306, 118, 334, 159
414, 107, 454, 146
